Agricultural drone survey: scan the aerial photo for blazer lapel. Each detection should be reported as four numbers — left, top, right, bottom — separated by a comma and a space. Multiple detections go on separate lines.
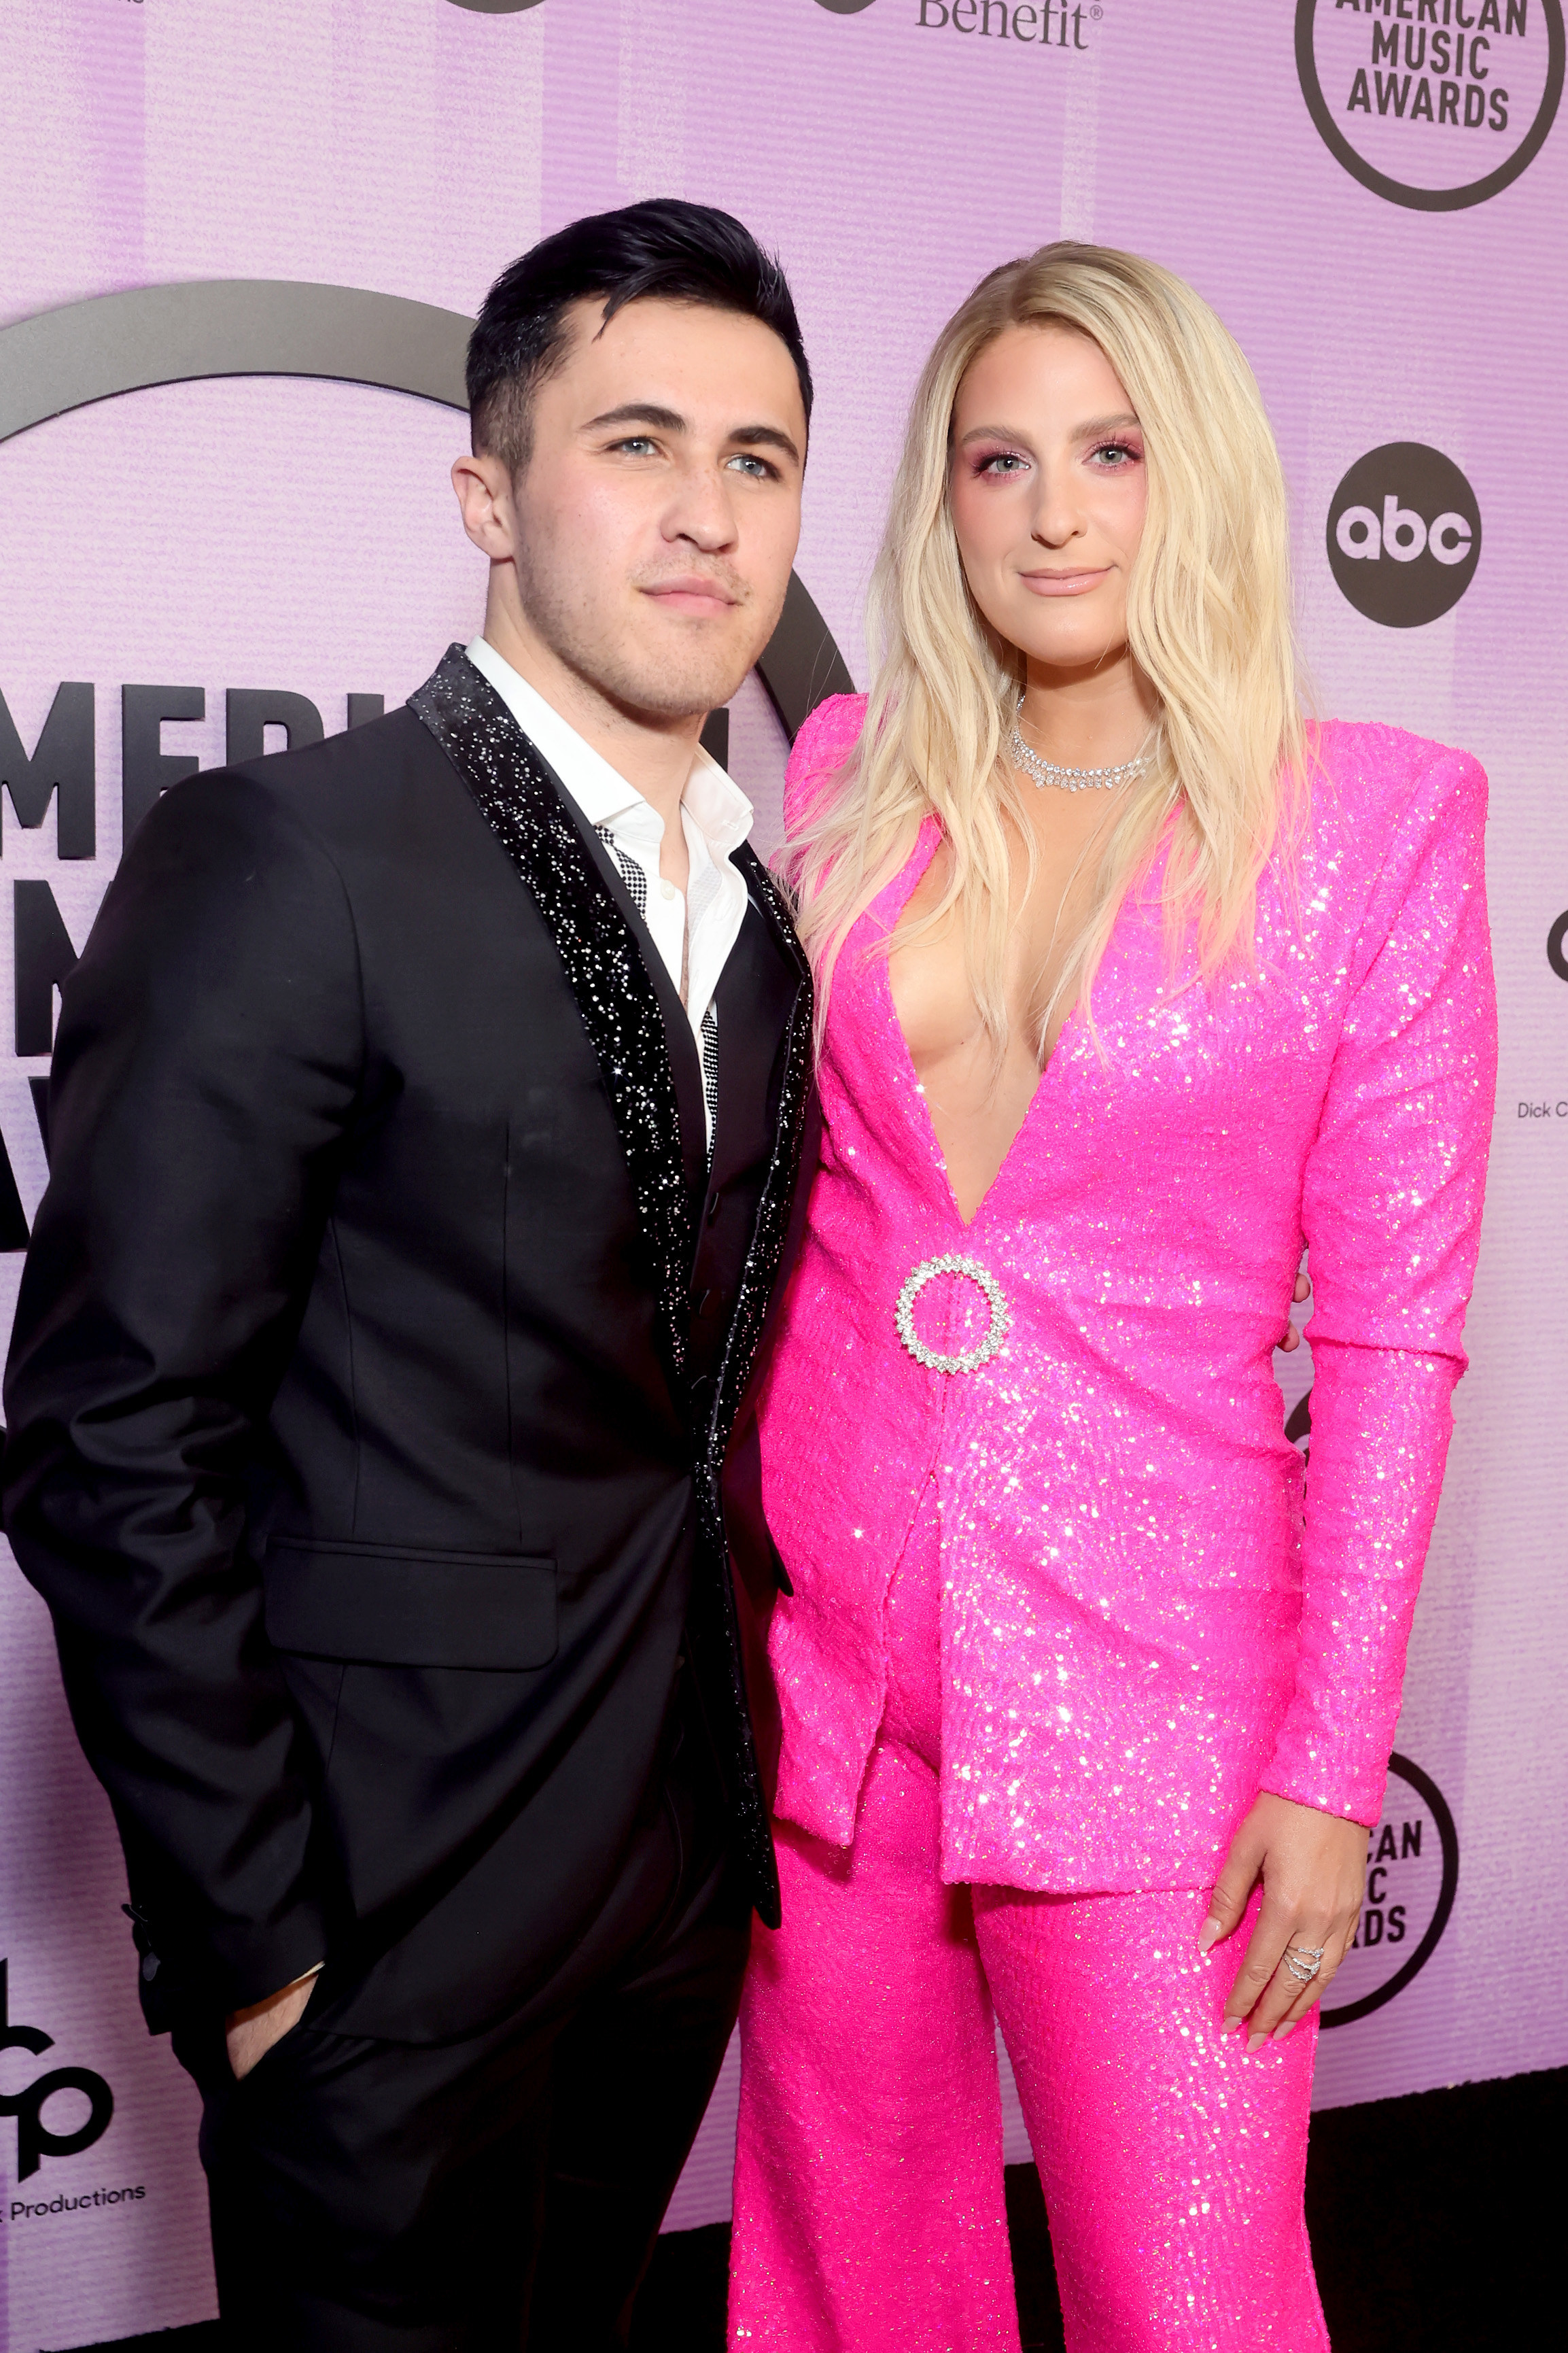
566, 810, 708, 1207
686, 842, 814, 1924
701, 840, 814, 1459
408, 644, 696, 1398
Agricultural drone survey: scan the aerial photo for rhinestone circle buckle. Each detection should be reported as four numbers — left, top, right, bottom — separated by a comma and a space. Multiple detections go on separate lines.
895, 1254, 1010, 1375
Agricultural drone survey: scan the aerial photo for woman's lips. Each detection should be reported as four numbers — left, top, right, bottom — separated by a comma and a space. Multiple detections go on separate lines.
1019, 567, 1112, 598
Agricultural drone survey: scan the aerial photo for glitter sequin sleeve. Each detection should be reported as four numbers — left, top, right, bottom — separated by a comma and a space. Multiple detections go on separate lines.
1262, 740, 1496, 1826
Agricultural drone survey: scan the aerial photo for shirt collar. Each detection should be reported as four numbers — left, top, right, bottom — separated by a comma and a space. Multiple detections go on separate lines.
464, 635, 753, 854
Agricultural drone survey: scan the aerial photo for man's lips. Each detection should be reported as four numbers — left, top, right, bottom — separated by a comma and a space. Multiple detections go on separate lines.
640, 577, 741, 615
1019, 566, 1113, 598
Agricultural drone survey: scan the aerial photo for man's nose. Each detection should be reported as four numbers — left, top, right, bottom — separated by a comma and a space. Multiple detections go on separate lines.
663, 462, 739, 551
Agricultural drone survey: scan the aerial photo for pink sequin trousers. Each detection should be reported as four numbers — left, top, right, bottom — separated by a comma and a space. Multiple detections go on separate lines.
729, 1494, 1329, 2352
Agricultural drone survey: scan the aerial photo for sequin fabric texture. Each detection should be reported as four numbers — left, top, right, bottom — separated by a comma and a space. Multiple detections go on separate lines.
756, 695, 1497, 1892
731, 1483, 1327, 2351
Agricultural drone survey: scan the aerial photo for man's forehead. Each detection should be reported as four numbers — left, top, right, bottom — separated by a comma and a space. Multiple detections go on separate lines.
553, 295, 803, 411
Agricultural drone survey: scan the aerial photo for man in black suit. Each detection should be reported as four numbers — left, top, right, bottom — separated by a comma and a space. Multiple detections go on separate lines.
3, 200, 816, 2348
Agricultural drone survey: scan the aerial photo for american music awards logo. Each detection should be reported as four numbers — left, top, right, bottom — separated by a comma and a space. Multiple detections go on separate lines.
1296, 0, 1564, 209
1321, 1755, 1459, 2026
0, 281, 853, 1252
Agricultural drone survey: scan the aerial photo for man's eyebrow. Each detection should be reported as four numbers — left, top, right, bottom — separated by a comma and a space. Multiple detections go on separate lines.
580, 402, 689, 435
579, 405, 801, 466
729, 423, 803, 466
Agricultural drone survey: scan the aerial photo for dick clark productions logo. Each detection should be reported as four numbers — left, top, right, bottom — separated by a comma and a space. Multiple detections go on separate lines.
1297, 0, 1564, 211
1327, 442, 1482, 628
0, 1960, 114, 2181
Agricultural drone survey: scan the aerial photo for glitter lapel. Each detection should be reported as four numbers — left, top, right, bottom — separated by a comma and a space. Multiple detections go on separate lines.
687, 842, 814, 1925
408, 644, 693, 1400
703, 842, 814, 1460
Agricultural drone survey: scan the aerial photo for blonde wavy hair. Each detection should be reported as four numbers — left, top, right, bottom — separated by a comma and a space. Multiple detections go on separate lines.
784, 241, 1309, 1062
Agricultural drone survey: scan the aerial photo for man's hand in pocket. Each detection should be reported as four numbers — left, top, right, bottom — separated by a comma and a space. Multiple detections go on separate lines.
225, 1969, 319, 2080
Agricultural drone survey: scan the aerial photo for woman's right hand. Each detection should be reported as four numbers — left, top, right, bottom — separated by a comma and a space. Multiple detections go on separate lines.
1278, 1268, 1311, 1354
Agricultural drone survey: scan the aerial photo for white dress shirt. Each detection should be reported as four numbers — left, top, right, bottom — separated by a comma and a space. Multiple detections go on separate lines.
466, 637, 753, 1148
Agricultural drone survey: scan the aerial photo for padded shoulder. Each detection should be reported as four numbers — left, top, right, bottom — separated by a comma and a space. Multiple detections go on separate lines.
1316, 717, 1488, 842
783, 693, 868, 836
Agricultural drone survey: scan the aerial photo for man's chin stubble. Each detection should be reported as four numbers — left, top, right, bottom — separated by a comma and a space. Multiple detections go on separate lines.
562, 617, 769, 725
517, 564, 770, 724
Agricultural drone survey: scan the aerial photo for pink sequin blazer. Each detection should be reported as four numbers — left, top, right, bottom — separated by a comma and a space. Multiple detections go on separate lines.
756, 696, 1496, 1893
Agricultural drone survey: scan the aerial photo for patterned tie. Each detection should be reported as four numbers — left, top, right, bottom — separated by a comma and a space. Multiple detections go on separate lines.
596, 826, 719, 1154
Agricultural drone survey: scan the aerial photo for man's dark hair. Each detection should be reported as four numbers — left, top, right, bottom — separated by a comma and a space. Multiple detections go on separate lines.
467, 198, 813, 477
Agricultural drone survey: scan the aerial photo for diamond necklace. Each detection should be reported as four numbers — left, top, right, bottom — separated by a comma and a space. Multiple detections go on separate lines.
1007, 721, 1153, 794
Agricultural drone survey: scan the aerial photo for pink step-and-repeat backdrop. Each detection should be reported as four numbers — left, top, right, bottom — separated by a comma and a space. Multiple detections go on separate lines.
1, 3, 1563, 2344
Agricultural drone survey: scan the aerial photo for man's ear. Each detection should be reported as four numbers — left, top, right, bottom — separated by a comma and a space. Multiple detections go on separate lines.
451, 450, 520, 561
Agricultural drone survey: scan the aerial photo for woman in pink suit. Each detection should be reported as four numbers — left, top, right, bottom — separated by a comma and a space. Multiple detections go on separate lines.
728, 244, 1495, 2352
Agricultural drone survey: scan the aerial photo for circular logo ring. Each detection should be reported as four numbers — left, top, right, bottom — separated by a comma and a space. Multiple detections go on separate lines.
895, 1254, 1010, 1376
0, 282, 854, 744
1295, 0, 1565, 213
1320, 1752, 1459, 2029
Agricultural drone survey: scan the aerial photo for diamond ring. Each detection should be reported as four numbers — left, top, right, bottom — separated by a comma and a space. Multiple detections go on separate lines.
1283, 1943, 1327, 1986
895, 1254, 1010, 1375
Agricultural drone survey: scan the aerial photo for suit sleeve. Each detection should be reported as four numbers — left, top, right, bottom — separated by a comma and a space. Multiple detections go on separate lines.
2, 770, 364, 2015
1263, 744, 1497, 1826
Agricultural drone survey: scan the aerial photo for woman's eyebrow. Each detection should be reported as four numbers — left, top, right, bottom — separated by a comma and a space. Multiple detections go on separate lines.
1072, 411, 1141, 440
955, 411, 1140, 449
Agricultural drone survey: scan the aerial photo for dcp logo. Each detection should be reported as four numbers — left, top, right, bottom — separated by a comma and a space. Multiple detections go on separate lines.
1327, 442, 1482, 628
1548, 910, 1568, 982
0, 1959, 115, 2180
814, 1, 879, 12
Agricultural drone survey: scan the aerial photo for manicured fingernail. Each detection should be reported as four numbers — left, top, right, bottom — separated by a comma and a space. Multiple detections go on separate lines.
1274, 2021, 1296, 2042
1197, 1918, 1221, 1953
1221, 2014, 1242, 2036
1247, 2032, 1268, 2054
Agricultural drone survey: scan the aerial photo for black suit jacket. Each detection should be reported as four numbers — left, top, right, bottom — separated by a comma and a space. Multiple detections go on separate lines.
2, 645, 814, 2044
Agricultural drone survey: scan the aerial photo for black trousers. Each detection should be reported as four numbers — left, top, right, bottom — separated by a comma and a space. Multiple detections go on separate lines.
175, 1691, 750, 2351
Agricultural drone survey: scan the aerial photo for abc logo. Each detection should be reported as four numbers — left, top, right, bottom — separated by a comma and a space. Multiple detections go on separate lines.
1327, 442, 1482, 628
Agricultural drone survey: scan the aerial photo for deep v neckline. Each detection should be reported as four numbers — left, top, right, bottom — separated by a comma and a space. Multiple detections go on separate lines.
874, 819, 1073, 1233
